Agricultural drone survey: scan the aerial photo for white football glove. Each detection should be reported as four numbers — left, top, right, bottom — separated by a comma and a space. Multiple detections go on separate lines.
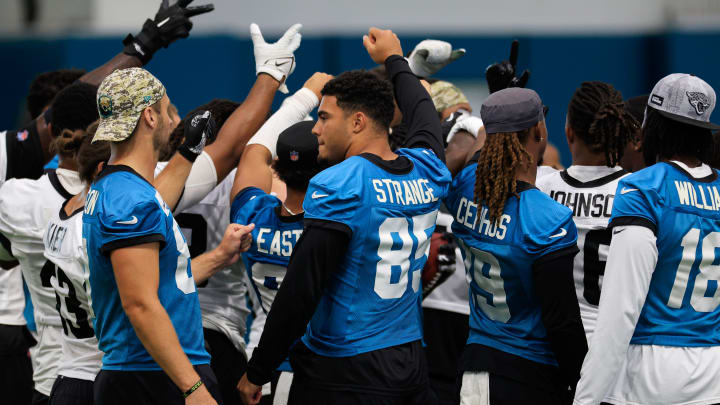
447, 114, 483, 143
251, 23, 302, 94
408, 39, 465, 78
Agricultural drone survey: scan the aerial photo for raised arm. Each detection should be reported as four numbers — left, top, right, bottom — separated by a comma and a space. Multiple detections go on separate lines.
155, 23, 302, 212
363, 27, 445, 161
229, 72, 332, 202
80, 0, 213, 86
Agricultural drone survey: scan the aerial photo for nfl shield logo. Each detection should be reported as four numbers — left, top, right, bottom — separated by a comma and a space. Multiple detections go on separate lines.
290, 151, 299, 161
16, 130, 28, 142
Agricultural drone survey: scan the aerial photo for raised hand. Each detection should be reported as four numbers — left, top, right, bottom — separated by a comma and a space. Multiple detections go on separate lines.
251, 23, 303, 94
408, 39, 465, 78
485, 40, 530, 94
362, 27, 403, 65
303, 72, 335, 100
178, 110, 216, 162
123, 0, 215, 65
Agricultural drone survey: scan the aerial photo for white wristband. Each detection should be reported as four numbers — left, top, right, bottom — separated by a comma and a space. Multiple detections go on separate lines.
246, 87, 319, 158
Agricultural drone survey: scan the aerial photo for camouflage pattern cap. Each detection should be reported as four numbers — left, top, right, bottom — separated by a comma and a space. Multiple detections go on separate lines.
430, 80, 469, 113
93, 67, 166, 143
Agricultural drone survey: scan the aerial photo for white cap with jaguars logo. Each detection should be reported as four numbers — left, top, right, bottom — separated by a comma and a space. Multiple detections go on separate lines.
647, 73, 720, 130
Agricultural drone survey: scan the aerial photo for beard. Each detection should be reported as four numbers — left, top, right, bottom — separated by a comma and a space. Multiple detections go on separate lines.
151, 117, 168, 153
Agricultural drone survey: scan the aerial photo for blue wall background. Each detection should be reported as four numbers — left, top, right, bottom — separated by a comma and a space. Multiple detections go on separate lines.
1, 31, 719, 166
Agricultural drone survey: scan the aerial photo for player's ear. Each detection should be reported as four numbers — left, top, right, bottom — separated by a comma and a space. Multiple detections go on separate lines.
352, 111, 366, 134
142, 106, 157, 130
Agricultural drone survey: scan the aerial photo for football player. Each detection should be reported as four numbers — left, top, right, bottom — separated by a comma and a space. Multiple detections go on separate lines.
230, 72, 332, 404
536, 81, 638, 339
44, 119, 253, 405
82, 68, 245, 404
0, 82, 100, 405
445, 88, 587, 404
574, 75, 720, 404
238, 27, 450, 405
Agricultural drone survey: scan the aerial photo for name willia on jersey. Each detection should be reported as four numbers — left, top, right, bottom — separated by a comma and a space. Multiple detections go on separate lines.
454, 196, 510, 240
371, 178, 438, 205
256, 228, 303, 257
549, 190, 614, 218
675, 180, 720, 211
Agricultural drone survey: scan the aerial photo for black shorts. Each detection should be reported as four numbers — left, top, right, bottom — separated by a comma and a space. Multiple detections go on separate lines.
49, 375, 93, 405
288, 340, 437, 405
204, 327, 247, 405
0, 324, 34, 405
93, 363, 222, 405
423, 308, 469, 405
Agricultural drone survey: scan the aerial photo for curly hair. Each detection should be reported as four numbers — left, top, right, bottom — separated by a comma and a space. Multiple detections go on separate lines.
567, 81, 639, 167
474, 130, 532, 225
26, 69, 86, 119
642, 107, 713, 167
321, 70, 395, 130
159, 99, 240, 161
50, 82, 99, 139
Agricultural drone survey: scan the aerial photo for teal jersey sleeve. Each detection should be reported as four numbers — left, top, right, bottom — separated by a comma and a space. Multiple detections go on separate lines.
96, 186, 167, 255
519, 189, 579, 259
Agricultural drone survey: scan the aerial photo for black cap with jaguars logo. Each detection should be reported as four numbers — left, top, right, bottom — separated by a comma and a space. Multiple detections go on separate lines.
276, 120, 319, 169
647, 73, 720, 130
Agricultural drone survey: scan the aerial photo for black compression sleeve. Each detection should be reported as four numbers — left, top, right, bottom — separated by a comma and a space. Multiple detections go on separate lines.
5, 122, 45, 181
532, 248, 587, 392
245, 221, 351, 385
385, 55, 445, 162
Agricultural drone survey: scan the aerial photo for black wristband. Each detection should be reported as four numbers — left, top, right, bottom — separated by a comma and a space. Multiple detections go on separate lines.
183, 379, 203, 398
177, 145, 199, 163
122, 19, 163, 65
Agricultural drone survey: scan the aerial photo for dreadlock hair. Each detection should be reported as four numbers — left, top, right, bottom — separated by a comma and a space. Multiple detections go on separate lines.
26, 69, 86, 119
76, 121, 110, 184
50, 82, 99, 139
474, 129, 533, 225
159, 99, 240, 161
642, 106, 713, 167
567, 81, 639, 167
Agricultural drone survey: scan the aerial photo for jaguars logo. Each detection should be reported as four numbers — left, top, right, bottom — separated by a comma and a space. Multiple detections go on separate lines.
98, 95, 113, 118
686, 91, 710, 115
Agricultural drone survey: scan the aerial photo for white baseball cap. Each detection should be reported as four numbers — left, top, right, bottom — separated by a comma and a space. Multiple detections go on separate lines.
647, 73, 720, 130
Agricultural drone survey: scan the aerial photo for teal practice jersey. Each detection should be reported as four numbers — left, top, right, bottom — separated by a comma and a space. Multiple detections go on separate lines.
610, 162, 720, 346
445, 162, 578, 366
83, 165, 209, 370
301, 148, 451, 357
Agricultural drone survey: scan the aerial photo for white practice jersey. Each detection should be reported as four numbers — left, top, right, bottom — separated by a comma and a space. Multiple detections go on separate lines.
155, 163, 250, 353
536, 165, 628, 338
0, 169, 83, 394
43, 203, 102, 380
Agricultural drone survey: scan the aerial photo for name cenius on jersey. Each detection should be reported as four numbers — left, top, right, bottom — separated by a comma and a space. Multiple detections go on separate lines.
675, 180, 720, 211
454, 197, 510, 240
371, 178, 438, 205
